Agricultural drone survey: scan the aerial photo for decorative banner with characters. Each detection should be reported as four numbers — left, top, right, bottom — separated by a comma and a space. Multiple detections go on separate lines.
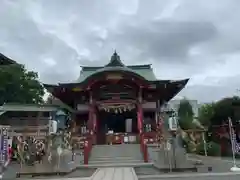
0, 126, 9, 164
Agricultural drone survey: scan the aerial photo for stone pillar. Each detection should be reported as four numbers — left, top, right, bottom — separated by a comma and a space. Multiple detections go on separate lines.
137, 87, 143, 133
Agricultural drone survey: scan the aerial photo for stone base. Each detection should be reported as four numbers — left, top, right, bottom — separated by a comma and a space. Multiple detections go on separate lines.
154, 148, 195, 170
16, 150, 80, 178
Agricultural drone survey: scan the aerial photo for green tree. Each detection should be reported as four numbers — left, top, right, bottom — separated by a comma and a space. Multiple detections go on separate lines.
178, 99, 194, 130
46, 94, 55, 104
198, 103, 215, 127
0, 64, 44, 104
210, 96, 240, 126
204, 96, 240, 144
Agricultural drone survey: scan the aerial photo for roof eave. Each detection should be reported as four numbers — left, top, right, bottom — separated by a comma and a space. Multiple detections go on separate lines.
164, 78, 189, 102
0, 53, 16, 65
80, 64, 152, 70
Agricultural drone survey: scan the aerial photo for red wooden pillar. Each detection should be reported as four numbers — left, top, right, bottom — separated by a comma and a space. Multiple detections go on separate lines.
93, 104, 97, 132
88, 91, 94, 135
138, 87, 143, 134
137, 104, 143, 133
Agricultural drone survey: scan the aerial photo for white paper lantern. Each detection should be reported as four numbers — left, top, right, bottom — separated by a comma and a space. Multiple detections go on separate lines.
49, 120, 57, 134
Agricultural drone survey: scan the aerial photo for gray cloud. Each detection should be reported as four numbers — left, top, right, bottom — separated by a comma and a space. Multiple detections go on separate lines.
108, 21, 217, 61
0, 0, 240, 102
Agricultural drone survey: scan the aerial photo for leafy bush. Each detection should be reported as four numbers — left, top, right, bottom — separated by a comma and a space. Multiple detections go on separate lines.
178, 99, 194, 130
178, 118, 194, 130
222, 148, 240, 158
196, 141, 221, 156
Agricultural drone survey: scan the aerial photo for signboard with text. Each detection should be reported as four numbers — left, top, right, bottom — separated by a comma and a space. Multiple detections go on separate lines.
0, 126, 8, 164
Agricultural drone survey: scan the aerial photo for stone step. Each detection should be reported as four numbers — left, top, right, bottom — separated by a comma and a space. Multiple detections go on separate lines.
90, 156, 143, 160
92, 151, 140, 154
78, 162, 154, 168
92, 149, 140, 152
89, 156, 143, 161
91, 150, 140, 154
91, 150, 141, 153
93, 144, 140, 147
91, 154, 142, 157
90, 156, 142, 161
90, 144, 143, 164
89, 159, 143, 164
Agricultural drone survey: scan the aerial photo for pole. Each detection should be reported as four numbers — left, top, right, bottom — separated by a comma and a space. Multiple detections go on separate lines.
172, 136, 177, 169
228, 117, 237, 167
202, 132, 207, 156
166, 140, 172, 172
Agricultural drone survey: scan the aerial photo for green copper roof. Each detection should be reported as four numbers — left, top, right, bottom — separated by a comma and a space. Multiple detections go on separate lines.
77, 52, 157, 82
77, 65, 157, 82
0, 103, 58, 112
0, 103, 75, 113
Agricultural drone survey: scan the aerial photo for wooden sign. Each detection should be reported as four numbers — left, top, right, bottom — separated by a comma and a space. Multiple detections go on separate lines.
72, 87, 82, 92
106, 74, 122, 80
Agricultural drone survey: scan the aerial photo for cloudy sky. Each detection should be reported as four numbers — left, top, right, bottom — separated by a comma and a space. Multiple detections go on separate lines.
0, 0, 240, 103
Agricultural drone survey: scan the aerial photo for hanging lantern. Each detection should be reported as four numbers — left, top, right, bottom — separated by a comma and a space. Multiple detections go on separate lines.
129, 105, 132, 111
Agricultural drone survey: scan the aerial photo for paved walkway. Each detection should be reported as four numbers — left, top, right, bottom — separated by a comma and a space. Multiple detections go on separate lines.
29, 167, 138, 180
91, 167, 138, 180
140, 172, 240, 180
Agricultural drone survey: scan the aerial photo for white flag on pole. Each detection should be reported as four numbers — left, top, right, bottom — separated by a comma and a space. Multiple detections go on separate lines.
228, 117, 240, 172
228, 118, 240, 153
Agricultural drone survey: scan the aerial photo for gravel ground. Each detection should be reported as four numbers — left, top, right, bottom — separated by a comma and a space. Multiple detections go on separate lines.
187, 154, 240, 173
139, 174, 240, 180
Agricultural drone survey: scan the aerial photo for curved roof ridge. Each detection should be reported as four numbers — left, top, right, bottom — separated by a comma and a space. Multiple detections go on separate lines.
80, 64, 152, 70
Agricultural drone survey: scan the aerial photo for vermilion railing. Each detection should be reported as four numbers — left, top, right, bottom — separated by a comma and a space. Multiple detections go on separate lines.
83, 135, 93, 164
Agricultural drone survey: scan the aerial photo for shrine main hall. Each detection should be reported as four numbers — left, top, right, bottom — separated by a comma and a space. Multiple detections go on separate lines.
44, 52, 189, 145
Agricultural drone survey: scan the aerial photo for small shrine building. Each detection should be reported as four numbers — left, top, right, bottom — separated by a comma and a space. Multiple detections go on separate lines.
44, 52, 189, 145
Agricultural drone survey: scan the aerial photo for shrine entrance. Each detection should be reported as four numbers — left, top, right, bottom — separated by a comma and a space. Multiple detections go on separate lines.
96, 102, 138, 144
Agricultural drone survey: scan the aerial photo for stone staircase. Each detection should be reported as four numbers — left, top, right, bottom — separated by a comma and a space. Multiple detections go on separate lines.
89, 144, 144, 165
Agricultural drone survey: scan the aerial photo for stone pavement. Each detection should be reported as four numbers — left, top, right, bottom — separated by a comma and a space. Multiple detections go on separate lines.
90, 167, 138, 180
29, 167, 137, 180
139, 172, 240, 180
